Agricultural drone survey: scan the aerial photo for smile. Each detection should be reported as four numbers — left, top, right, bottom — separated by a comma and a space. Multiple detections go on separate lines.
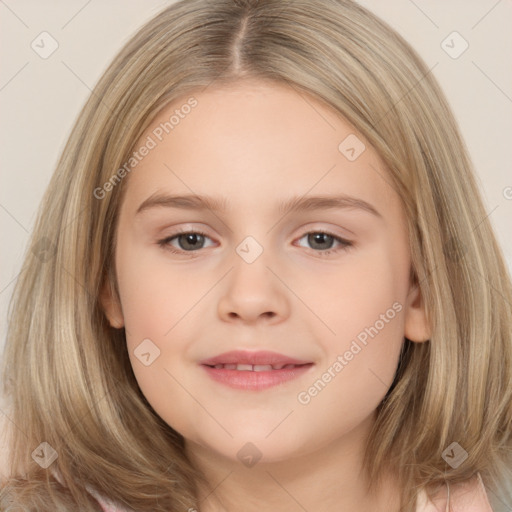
207, 363, 305, 371
199, 349, 315, 390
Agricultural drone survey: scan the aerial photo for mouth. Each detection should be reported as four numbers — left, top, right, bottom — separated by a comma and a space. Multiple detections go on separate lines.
200, 350, 314, 390
205, 363, 309, 371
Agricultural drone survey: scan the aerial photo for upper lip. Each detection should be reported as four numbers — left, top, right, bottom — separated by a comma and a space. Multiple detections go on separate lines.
200, 350, 312, 366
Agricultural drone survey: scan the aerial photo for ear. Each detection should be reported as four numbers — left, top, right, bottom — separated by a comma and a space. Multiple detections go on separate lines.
403, 280, 430, 343
99, 276, 125, 329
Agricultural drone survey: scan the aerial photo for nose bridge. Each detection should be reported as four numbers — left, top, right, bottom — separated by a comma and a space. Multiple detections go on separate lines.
226, 232, 277, 292
225, 202, 277, 266
215, 228, 290, 322
218, 202, 291, 286
235, 233, 267, 266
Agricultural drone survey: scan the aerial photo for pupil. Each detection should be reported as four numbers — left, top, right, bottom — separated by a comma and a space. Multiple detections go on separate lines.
309, 233, 333, 250
181, 233, 203, 250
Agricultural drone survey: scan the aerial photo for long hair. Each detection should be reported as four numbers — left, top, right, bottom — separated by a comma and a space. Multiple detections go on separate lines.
1, 0, 511, 510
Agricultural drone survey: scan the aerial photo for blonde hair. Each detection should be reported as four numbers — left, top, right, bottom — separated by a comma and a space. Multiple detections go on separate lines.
1, 0, 511, 510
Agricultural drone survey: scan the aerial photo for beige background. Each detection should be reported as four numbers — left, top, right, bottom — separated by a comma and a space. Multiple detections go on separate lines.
0, 0, 511, 493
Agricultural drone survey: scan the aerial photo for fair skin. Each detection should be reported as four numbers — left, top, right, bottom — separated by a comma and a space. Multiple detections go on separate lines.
102, 79, 430, 512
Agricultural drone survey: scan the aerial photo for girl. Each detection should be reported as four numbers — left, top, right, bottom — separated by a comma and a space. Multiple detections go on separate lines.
1, 0, 511, 511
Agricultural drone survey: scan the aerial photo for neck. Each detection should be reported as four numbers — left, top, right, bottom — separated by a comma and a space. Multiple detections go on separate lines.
184, 413, 401, 512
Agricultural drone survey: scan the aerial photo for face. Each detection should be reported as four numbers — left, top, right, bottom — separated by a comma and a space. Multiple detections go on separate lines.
102, 79, 429, 464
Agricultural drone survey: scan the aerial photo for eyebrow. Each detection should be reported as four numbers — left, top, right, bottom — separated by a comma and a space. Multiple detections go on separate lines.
136, 192, 382, 218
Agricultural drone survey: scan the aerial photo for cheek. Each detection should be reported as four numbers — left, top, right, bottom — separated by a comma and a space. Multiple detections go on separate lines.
115, 241, 202, 339
114, 243, 211, 419
308, 243, 408, 397
294, 266, 406, 446
304, 241, 408, 342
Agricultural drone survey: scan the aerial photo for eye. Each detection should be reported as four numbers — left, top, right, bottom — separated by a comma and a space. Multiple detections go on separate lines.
295, 231, 353, 257
157, 229, 214, 256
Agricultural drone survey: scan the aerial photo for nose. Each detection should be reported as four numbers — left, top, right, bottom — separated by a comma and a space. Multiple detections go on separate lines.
217, 253, 289, 325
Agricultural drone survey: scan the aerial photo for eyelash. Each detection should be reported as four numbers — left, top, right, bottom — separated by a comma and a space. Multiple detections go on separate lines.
157, 228, 353, 258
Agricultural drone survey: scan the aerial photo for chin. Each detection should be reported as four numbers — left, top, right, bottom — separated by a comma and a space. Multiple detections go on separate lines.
197, 431, 309, 466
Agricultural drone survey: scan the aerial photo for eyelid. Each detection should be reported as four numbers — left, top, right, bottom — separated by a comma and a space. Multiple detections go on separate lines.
298, 222, 354, 240
157, 224, 353, 244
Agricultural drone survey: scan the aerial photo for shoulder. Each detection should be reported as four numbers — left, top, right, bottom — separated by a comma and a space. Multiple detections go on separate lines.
416, 473, 493, 512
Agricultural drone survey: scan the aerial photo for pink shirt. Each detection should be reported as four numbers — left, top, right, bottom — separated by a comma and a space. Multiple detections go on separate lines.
92, 472, 493, 511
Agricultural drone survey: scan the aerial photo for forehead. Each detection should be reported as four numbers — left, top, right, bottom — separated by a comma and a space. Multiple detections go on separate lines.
120, 79, 401, 220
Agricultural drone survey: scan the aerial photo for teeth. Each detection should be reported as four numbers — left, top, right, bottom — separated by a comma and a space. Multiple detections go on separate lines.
211, 363, 300, 371
253, 365, 273, 372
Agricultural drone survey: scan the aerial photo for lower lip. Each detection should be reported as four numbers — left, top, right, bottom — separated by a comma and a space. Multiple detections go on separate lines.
201, 364, 314, 390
